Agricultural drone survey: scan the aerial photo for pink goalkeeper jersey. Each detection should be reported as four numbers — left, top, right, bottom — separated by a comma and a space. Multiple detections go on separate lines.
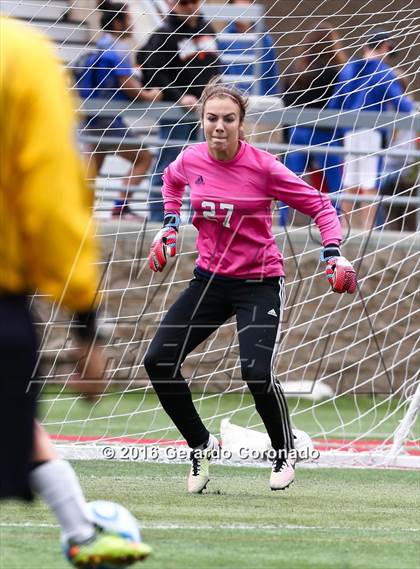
162, 141, 342, 278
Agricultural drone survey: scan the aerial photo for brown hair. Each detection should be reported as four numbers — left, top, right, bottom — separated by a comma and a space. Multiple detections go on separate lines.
293, 22, 347, 88
200, 81, 249, 123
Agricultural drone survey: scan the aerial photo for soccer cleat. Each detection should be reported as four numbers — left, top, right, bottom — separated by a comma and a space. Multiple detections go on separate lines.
187, 435, 219, 494
270, 452, 296, 491
67, 531, 152, 568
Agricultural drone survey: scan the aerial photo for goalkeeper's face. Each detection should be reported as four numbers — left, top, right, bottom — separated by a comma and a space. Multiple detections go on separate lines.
202, 96, 243, 160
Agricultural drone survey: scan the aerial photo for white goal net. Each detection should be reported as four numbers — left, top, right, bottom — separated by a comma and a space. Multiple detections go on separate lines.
4, 0, 419, 468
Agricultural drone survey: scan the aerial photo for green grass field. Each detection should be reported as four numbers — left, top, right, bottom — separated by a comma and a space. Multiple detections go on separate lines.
2, 394, 418, 568
1, 461, 419, 569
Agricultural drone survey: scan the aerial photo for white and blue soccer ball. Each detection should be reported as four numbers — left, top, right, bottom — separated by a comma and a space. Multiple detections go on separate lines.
62, 500, 142, 569
86, 500, 141, 543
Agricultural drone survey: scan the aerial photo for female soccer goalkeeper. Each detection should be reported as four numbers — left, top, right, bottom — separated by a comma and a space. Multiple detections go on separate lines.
145, 83, 357, 494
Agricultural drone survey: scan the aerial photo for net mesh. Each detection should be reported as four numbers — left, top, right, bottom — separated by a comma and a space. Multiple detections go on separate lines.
5, 0, 419, 466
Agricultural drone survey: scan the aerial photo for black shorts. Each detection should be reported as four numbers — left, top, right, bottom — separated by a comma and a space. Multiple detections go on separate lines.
0, 295, 38, 500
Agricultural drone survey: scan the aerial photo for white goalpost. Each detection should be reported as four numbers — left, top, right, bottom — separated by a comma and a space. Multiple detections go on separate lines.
4, 0, 419, 469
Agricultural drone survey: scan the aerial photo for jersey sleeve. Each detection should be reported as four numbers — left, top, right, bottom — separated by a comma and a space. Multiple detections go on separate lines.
378, 66, 414, 113
161, 151, 189, 215
267, 158, 342, 245
102, 48, 133, 78
18, 35, 100, 312
329, 62, 362, 110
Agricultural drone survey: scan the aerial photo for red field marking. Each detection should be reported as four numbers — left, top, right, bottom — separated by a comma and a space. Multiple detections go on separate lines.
313, 439, 420, 455
49, 434, 184, 445
50, 434, 420, 456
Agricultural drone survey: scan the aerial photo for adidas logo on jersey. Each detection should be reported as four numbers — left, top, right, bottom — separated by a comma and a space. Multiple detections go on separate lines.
267, 309, 277, 317
195, 175, 205, 185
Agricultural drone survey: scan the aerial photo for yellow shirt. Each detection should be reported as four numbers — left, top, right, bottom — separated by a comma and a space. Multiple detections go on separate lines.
0, 17, 99, 312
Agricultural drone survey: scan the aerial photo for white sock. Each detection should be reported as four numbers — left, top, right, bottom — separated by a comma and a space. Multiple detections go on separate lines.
30, 459, 95, 543
194, 434, 219, 451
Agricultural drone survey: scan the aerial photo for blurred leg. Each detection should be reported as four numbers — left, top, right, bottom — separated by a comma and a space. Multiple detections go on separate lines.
113, 148, 153, 218
312, 129, 343, 215
283, 127, 312, 226
30, 428, 95, 544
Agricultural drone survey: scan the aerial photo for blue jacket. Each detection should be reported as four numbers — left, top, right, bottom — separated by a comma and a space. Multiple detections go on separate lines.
331, 57, 413, 114
93, 34, 134, 101
217, 22, 281, 96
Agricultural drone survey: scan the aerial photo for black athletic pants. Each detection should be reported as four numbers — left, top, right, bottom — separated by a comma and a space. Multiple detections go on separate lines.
144, 270, 294, 451
0, 295, 38, 500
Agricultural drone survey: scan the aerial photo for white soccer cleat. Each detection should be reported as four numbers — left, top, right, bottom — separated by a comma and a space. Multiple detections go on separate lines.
187, 435, 219, 494
270, 452, 296, 491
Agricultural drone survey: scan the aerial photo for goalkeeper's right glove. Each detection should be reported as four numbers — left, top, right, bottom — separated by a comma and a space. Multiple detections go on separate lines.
148, 213, 180, 272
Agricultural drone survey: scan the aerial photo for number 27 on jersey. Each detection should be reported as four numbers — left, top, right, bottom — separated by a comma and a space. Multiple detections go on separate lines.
201, 201, 234, 228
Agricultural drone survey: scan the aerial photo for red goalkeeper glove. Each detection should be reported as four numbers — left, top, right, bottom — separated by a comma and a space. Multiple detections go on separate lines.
148, 213, 180, 272
321, 246, 357, 294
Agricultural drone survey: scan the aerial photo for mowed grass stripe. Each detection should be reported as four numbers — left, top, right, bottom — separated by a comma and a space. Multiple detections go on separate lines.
2, 521, 419, 533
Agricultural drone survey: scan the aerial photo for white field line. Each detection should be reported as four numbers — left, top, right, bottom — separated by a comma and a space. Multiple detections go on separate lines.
1, 522, 418, 533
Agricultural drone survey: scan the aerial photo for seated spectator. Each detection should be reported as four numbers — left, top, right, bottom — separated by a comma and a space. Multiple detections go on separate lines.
331, 28, 414, 230
217, 0, 281, 96
78, 0, 161, 220
282, 23, 347, 224
138, 0, 220, 222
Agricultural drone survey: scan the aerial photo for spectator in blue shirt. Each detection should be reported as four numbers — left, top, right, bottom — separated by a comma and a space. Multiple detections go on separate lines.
332, 30, 413, 114
331, 29, 414, 229
217, 0, 281, 96
82, 1, 161, 220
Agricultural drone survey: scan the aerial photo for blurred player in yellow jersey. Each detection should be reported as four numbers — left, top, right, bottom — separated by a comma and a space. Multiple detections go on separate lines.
0, 16, 151, 566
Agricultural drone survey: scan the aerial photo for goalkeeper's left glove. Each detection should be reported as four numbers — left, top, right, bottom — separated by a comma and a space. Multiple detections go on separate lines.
320, 245, 357, 294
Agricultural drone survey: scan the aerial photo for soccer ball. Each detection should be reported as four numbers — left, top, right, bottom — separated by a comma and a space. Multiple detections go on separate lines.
62, 500, 143, 569
86, 500, 141, 543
